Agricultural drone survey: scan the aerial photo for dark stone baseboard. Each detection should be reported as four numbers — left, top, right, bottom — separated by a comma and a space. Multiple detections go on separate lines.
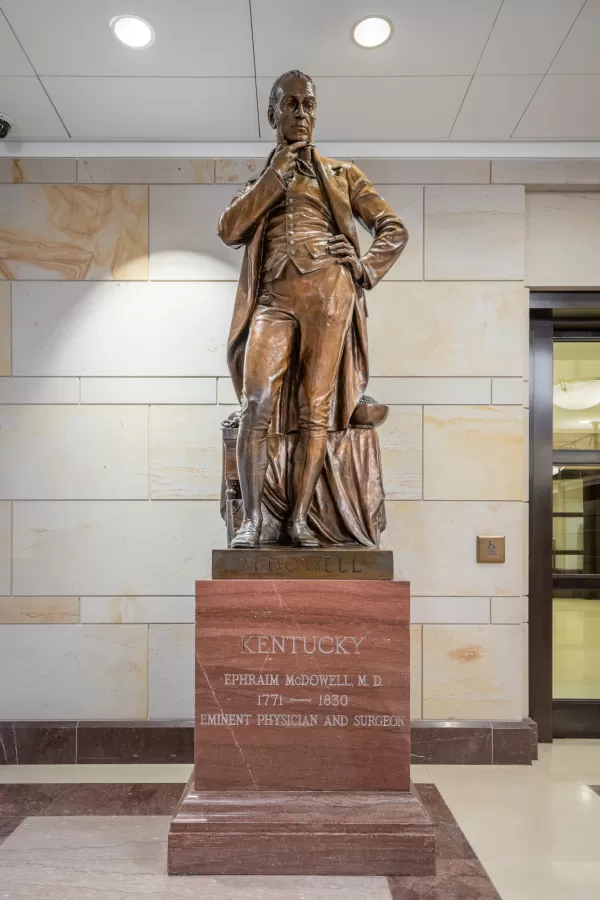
552, 700, 600, 739
412, 718, 537, 765
1, 718, 537, 766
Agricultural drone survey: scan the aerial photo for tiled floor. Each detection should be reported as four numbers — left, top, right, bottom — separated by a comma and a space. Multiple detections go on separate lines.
431, 740, 600, 900
0, 741, 599, 899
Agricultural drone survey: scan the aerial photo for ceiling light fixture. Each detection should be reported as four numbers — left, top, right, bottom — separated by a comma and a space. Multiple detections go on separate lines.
352, 16, 393, 49
110, 15, 154, 48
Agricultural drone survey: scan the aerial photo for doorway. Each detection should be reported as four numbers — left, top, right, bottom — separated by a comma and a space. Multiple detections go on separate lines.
530, 293, 600, 741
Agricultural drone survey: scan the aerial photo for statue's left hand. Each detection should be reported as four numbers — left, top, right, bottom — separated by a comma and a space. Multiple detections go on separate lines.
328, 234, 364, 283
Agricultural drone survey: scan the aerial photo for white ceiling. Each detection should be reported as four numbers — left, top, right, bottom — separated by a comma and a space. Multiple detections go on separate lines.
0, 0, 599, 142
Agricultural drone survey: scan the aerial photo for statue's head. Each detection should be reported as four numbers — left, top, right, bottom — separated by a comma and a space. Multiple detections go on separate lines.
268, 70, 317, 145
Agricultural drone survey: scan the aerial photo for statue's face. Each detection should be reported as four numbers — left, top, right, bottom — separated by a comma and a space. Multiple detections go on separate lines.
269, 75, 316, 144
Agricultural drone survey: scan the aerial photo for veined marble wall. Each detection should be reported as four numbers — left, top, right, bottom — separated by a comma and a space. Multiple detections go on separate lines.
1, 154, 599, 722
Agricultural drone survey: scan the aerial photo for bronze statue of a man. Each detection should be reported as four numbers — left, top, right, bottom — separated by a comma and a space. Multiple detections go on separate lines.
218, 70, 408, 549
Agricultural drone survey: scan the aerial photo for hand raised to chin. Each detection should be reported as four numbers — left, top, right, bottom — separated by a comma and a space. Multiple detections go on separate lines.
270, 140, 308, 182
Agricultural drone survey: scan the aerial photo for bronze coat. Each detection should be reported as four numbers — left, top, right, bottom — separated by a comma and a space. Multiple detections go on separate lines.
218, 150, 408, 432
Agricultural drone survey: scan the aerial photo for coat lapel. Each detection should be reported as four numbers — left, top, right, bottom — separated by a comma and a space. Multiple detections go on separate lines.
313, 150, 360, 255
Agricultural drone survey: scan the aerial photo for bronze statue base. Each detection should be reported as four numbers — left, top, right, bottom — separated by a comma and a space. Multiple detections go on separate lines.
212, 547, 393, 580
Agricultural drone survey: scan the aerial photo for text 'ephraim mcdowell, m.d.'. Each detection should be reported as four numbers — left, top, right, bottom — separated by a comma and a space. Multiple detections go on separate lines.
218, 69, 408, 550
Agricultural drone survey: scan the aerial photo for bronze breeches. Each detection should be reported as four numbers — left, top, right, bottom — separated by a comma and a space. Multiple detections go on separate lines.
241, 262, 355, 433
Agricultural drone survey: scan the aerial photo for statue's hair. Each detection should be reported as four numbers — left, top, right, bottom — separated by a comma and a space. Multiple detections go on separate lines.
268, 70, 316, 113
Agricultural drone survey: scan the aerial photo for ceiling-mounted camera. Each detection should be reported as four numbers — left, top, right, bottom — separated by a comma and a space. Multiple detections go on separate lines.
0, 114, 16, 139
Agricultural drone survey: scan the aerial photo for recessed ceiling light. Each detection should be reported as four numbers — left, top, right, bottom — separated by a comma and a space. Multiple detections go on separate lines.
110, 15, 154, 48
580, 420, 593, 424
352, 16, 393, 49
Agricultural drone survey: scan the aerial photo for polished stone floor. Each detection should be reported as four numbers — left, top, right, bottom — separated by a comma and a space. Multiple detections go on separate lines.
0, 740, 599, 899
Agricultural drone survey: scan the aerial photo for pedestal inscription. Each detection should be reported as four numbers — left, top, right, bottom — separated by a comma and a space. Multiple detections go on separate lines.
194, 579, 410, 792
168, 576, 436, 875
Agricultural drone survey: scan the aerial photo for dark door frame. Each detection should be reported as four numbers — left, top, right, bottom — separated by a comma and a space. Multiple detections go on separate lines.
529, 291, 600, 741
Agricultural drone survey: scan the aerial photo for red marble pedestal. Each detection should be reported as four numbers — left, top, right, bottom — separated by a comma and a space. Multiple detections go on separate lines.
167, 579, 435, 875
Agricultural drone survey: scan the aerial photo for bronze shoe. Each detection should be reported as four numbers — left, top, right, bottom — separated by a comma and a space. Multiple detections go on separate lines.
231, 519, 261, 549
287, 519, 320, 548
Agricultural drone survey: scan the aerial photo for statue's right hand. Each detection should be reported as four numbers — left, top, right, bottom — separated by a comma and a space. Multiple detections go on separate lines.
269, 141, 307, 182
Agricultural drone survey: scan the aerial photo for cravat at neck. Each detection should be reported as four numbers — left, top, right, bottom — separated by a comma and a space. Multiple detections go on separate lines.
297, 145, 312, 166
296, 144, 316, 177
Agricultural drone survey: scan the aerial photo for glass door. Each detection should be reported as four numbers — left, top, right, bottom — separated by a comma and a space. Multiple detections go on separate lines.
552, 340, 600, 728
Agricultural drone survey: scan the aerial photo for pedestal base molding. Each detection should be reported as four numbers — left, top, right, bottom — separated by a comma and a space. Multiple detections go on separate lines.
167, 775, 435, 876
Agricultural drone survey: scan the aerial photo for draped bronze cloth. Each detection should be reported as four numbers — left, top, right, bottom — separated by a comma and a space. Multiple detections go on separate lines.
261, 430, 386, 547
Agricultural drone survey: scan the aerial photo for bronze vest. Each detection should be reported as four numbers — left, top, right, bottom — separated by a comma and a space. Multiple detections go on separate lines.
260, 169, 338, 283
